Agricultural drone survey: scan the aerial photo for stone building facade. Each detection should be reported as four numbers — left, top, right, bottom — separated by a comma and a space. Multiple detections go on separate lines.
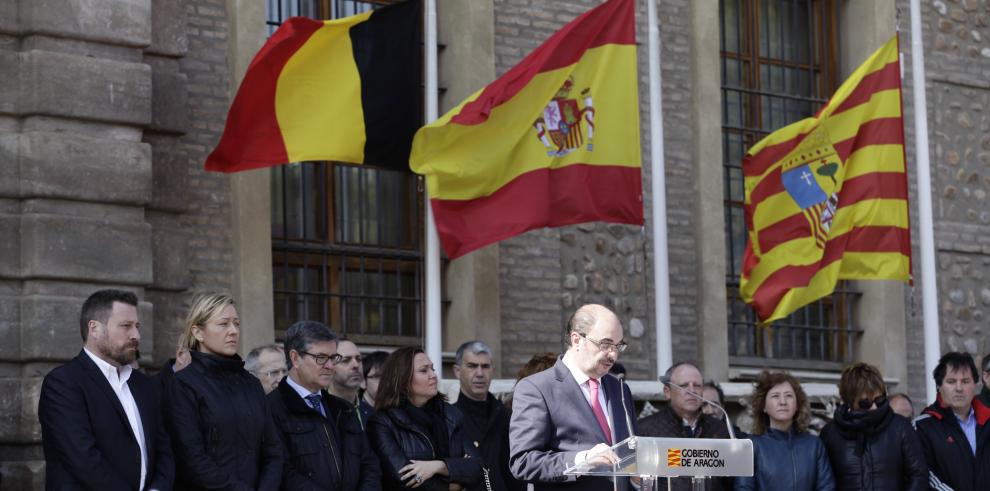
1, 0, 988, 488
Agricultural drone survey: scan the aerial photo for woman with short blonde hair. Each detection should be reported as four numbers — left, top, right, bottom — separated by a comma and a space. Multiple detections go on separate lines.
165, 292, 283, 490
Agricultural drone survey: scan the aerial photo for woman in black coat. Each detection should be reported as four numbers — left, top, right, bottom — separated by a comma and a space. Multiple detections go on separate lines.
165, 292, 283, 490
818, 363, 927, 491
367, 347, 481, 490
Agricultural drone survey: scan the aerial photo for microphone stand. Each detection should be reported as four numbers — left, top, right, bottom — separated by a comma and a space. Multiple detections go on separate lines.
609, 373, 636, 444
607, 373, 635, 491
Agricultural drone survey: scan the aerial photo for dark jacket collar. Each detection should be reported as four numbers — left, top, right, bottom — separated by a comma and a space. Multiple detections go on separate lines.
189, 350, 244, 372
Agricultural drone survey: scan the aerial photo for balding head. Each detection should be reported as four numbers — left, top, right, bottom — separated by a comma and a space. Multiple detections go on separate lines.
565, 304, 625, 379
568, 304, 620, 337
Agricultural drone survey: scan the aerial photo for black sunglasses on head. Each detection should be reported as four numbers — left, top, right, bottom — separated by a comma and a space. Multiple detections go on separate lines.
856, 394, 887, 411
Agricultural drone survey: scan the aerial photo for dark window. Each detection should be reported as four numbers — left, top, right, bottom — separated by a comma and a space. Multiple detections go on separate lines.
267, 0, 424, 345
720, 0, 860, 370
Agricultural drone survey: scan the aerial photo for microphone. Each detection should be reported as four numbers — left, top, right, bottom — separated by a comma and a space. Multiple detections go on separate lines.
608, 373, 636, 443
659, 378, 737, 440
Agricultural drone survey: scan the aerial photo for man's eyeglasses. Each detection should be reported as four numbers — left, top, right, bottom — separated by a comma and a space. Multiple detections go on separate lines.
579, 333, 628, 353
301, 351, 343, 365
856, 394, 887, 411
255, 368, 287, 379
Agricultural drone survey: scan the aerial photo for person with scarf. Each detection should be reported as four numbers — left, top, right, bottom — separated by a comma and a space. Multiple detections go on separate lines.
367, 347, 481, 490
735, 370, 834, 490
819, 363, 926, 491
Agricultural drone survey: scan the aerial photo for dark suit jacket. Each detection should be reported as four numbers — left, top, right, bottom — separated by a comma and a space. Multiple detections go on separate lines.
268, 380, 382, 490
509, 359, 636, 491
39, 350, 174, 490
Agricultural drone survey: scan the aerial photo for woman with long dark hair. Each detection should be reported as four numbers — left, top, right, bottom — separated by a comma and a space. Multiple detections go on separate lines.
819, 363, 926, 490
165, 292, 282, 490
367, 347, 481, 490
735, 370, 834, 490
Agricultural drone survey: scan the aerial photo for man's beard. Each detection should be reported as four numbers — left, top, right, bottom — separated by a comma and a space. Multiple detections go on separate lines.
101, 337, 139, 366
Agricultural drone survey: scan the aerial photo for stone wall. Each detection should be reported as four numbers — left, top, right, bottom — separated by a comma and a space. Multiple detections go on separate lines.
0, 0, 235, 487
899, 0, 990, 406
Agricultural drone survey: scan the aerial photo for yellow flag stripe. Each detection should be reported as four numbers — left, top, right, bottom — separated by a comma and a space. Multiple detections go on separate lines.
844, 144, 906, 179
275, 14, 372, 164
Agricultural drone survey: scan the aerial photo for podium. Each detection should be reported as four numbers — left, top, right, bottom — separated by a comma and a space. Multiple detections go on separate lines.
564, 436, 753, 491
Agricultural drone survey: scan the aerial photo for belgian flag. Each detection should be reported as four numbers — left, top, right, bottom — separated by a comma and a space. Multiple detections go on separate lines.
205, 0, 421, 173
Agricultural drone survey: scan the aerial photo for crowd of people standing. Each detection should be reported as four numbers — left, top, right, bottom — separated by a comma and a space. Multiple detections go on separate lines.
36, 290, 990, 490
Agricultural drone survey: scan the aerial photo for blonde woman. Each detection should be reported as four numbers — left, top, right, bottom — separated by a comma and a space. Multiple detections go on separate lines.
165, 292, 283, 490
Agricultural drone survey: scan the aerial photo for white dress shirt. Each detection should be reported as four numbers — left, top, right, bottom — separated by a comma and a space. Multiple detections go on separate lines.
83, 347, 148, 489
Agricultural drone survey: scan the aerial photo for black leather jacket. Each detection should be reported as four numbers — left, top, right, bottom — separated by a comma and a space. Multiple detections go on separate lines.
267, 378, 382, 490
735, 427, 835, 491
367, 399, 482, 491
166, 351, 283, 491
819, 402, 926, 491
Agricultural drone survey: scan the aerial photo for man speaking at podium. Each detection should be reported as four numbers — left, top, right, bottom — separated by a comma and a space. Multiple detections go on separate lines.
509, 304, 636, 490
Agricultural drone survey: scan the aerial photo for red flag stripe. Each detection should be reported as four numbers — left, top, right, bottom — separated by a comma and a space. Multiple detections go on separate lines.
747, 117, 904, 204
205, 17, 323, 171
832, 117, 905, 161
821, 61, 901, 116
749, 226, 910, 318
450, 0, 635, 126
743, 111, 903, 180
756, 213, 811, 254
429, 164, 643, 259
745, 60, 901, 179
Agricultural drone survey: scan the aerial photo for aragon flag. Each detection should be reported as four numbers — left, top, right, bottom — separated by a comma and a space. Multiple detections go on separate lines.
409, 0, 642, 259
205, 0, 421, 173
740, 36, 911, 324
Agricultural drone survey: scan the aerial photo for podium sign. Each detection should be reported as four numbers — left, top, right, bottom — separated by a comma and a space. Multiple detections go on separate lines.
635, 437, 752, 477
564, 436, 753, 478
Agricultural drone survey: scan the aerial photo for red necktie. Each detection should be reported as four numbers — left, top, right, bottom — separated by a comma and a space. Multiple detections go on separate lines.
587, 378, 612, 445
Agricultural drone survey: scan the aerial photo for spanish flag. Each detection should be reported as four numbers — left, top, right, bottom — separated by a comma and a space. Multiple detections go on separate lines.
205, 0, 421, 173
410, 0, 642, 259
740, 36, 911, 324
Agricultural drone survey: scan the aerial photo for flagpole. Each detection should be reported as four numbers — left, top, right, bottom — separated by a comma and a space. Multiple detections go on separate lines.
647, 0, 673, 377
424, 0, 443, 377
908, 0, 940, 402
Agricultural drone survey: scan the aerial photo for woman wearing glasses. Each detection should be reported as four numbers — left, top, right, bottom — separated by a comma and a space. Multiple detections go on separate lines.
165, 292, 283, 490
819, 363, 926, 490
735, 370, 835, 491
367, 347, 481, 490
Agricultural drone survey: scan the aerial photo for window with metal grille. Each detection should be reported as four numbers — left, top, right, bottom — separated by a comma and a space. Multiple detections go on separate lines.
720, 0, 861, 370
267, 0, 425, 345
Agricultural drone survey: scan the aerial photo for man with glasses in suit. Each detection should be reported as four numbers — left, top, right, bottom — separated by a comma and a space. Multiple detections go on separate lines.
509, 304, 636, 491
